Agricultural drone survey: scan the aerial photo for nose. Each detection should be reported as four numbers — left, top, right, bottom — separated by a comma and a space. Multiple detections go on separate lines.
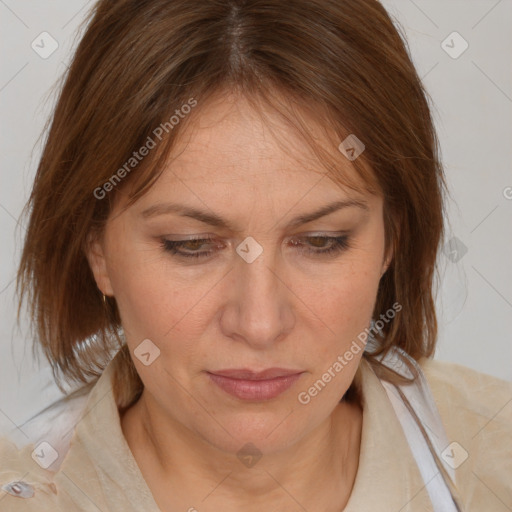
219, 244, 295, 349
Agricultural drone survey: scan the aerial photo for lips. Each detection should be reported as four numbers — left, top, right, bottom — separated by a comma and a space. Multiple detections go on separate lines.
207, 368, 305, 401
210, 368, 303, 380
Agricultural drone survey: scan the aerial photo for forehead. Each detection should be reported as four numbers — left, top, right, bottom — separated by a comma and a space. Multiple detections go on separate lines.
152, 91, 369, 195
113, 90, 382, 226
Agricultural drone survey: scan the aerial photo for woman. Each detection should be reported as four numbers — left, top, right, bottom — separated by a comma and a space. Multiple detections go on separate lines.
1, 0, 510, 510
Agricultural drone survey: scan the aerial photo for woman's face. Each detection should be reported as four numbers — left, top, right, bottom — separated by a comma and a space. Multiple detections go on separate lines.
88, 92, 391, 455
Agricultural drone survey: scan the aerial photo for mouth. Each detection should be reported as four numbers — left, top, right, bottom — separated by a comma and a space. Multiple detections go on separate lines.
206, 368, 305, 401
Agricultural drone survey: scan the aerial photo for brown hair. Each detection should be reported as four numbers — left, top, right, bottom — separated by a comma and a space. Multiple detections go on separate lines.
17, 0, 447, 406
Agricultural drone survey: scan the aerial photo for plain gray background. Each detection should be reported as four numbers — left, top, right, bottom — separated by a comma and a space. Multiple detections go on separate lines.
1, 0, 511, 432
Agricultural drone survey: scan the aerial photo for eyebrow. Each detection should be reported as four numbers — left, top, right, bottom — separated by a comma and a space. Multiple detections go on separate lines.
140, 199, 369, 231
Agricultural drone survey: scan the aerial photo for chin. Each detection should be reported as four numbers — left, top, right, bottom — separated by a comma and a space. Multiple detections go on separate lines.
197, 409, 308, 457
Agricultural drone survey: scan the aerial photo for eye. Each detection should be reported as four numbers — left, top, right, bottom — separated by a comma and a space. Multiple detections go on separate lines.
161, 234, 351, 260
289, 235, 351, 257
161, 236, 219, 259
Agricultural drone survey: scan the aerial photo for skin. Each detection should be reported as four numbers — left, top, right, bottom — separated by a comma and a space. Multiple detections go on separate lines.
87, 91, 392, 512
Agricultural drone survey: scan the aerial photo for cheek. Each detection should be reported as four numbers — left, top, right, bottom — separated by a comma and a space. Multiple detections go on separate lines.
306, 283, 377, 366
102, 235, 193, 339
306, 256, 382, 322
299, 256, 383, 362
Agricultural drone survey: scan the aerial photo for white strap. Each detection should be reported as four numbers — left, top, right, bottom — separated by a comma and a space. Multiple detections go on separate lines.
381, 380, 458, 511
367, 340, 461, 511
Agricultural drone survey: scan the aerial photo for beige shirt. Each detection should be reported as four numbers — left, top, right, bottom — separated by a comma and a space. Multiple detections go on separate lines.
1, 354, 511, 511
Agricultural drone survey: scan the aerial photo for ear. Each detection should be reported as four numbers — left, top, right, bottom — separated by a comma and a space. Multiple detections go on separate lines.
85, 231, 114, 296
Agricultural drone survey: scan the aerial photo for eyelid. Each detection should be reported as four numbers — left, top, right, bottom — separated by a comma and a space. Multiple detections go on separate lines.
160, 233, 351, 260
160, 231, 348, 243
293, 230, 349, 237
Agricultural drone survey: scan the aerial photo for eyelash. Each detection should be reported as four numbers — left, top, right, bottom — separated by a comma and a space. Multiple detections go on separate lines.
161, 235, 351, 260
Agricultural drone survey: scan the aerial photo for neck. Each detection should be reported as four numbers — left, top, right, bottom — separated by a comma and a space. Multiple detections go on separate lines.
121, 392, 362, 512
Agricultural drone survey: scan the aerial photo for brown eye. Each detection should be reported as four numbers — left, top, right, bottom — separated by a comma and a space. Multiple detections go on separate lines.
291, 235, 351, 256
161, 237, 220, 259
181, 239, 207, 251
308, 236, 331, 248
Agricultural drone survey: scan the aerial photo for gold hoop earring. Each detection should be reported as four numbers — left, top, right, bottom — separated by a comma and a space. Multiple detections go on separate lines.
102, 293, 107, 305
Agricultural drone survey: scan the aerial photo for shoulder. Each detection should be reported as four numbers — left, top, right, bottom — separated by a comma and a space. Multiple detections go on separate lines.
0, 386, 92, 511
420, 358, 512, 424
419, 358, 512, 509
